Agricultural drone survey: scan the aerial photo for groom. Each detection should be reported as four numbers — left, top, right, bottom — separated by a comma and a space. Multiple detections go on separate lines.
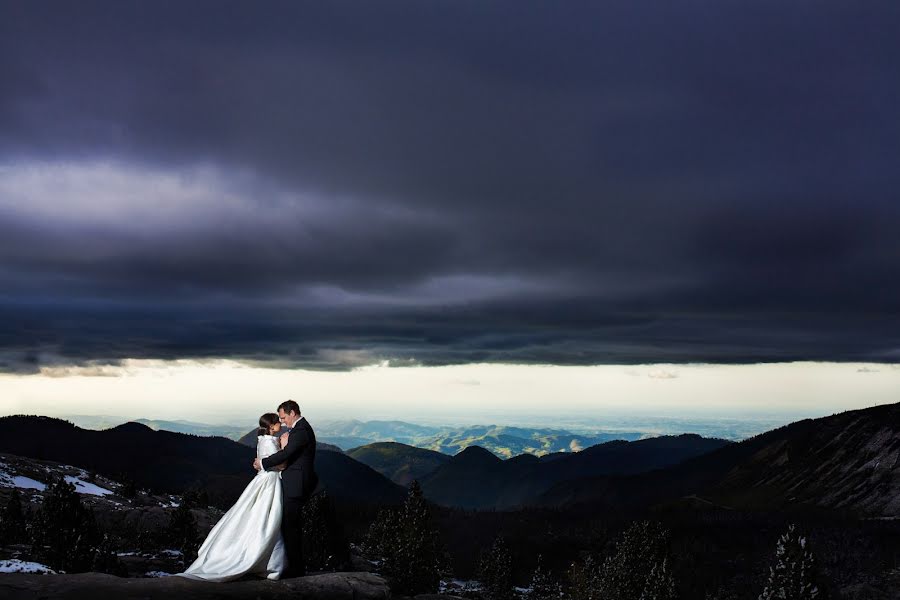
253, 399, 319, 578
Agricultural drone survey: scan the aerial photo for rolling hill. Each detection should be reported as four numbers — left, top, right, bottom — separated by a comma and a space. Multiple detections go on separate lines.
346, 442, 452, 486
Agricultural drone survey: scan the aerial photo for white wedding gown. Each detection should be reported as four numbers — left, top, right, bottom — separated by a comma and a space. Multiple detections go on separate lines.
175, 435, 286, 582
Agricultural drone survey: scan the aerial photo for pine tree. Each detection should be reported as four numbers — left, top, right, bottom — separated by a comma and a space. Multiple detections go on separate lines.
567, 554, 602, 600
303, 492, 330, 570
91, 532, 127, 576
119, 475, 137, 499
478, 535, 514, 600
362, 480, 451, 595
640, 557, 677, 600
0, 488, 27, 545
302, 491, 350, 571
758, 524, 824, 600
166, 497, 199, 567
363, 502, 400, 559
527, 554, 563, 600
596, 520, 676, 600
30, 475, 101, 572
136, 525, 160, 556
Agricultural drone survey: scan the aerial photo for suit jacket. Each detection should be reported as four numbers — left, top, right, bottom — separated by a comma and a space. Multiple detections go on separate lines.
261, 416, 318, 500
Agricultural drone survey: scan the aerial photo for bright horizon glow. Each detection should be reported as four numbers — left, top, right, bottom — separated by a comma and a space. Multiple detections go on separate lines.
0, 360, 897, 430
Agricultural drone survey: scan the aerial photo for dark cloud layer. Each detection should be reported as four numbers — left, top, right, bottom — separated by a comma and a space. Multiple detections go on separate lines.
0, 1, 898, 372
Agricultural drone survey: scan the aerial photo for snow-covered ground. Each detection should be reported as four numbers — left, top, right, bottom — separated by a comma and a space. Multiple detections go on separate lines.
0, 559, 56, 574
440, 578, 482, 593
144, 571, 172, 577
0, 456, 116, 498
63, 475, 113, 496
1, 474, 46, 491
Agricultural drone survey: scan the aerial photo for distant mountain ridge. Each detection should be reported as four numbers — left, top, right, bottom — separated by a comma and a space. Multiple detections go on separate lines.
418, 433, 731, 509
538, 402, 900, 518
62, 415, 249, 441
236, 427, 344, 453
316, 419, 645, 457
62, 415, 646, 458
0, 416, 404, 507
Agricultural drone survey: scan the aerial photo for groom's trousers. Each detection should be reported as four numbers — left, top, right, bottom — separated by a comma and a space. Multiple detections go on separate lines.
282, 496, 305, 576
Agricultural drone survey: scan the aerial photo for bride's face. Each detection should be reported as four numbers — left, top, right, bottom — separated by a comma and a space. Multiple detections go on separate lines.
269, 421, 282, 434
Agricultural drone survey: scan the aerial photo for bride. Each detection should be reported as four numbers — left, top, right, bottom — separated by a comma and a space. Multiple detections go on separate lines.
175, 413, 288, 581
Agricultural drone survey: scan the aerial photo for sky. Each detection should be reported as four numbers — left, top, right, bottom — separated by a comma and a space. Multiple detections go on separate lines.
0, 2, 898, 422
1, 360, 898, 427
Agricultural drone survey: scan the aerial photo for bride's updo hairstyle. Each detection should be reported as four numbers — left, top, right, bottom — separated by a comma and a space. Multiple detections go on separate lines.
258, 413, 280, 436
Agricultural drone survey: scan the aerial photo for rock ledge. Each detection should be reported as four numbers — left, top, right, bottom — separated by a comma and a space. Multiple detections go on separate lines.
0, 571, 390, 600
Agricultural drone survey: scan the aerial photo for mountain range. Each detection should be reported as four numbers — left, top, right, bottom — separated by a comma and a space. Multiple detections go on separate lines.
62, 415, 249, 441
62, 414, 647, 458
315, 420, 645, 457
415, 434, 730, 509
0, 416, 404, 508
4, 403, 897, 518
236, 428, 345, 453
537, 402, 900, 517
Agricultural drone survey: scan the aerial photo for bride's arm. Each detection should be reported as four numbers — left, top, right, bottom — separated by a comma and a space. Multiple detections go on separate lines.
269, 434, 289, 470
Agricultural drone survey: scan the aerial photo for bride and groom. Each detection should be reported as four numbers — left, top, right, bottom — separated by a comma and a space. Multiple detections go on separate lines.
175, 400, 320, 581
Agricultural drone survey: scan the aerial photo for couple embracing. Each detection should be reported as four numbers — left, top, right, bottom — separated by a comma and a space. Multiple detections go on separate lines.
176, 400, 319, 581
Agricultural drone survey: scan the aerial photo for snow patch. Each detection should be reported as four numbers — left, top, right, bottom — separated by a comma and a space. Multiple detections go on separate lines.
441, 578, 482, 593
64, 475, 113, 496
10, 475, 47, 491
0, 559, 56, 574
0, 464, 47, 490
145, 571, 172, 577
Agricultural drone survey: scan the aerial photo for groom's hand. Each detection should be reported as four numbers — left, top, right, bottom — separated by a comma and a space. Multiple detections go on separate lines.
252, 458, 261, 471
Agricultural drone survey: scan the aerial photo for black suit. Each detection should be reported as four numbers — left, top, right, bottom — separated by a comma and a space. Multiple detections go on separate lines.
261, 416, 318, 576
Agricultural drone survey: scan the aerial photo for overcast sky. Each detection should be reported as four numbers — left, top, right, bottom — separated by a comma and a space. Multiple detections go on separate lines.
1, 2, 898, 402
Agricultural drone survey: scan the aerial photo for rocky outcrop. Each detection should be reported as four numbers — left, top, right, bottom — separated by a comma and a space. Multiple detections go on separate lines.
0, 571, 390, 600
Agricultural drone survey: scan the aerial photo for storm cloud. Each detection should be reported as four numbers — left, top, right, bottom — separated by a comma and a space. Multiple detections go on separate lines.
1, 1, 898, 372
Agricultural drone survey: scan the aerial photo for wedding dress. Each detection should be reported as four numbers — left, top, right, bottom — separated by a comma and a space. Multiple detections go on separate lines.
175, 435, 286, 581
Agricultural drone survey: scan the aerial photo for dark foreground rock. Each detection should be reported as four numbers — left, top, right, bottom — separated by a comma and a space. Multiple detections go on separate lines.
0, 571, 390, 600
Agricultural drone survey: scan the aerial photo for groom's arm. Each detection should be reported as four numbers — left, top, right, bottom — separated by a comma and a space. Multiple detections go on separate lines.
261, 426, 310, 471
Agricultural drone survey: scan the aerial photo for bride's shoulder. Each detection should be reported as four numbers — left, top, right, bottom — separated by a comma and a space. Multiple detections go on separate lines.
257, 434, 276, 439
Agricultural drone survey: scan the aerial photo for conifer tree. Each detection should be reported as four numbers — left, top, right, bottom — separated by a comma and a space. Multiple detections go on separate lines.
363, 480, 450, 595
478, 535, 514, 600
527, 554, 563, 600
640, 557, 677, 600
91, 532, 127, 576
567, 554, 602, 600
597, 520, 676, 600
303, 491, 350, 571
166, 497, 199, 567
758, 524, 824, 600
119, 475, 137, 499
363, 502, 400, 559
136, 525, 160, 556
0, 488, 27, 545
303, 492, 329, 570
30, 476, 101, 572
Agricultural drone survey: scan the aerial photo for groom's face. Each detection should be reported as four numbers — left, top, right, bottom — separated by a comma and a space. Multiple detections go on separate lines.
278, 408, 297, 428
